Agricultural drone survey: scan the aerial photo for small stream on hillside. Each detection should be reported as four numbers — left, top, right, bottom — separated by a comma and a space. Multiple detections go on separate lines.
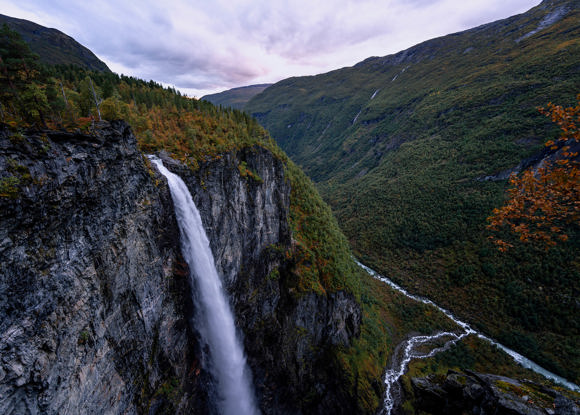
356, 261, 580, 414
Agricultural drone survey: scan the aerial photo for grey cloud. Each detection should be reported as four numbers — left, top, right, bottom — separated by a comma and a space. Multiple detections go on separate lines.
3, 0, 541, 95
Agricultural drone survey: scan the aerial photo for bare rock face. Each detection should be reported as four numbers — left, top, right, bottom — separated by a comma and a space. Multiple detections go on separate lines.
0, 121, 206, 415
0, 121, 361, 414
164, 146, 362, 414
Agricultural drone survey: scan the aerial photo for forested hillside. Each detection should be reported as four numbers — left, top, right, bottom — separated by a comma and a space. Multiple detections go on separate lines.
246, 0, 580, 383
0, 14, 109, 71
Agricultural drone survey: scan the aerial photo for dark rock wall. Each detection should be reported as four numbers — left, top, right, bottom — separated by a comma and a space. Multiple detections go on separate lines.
165, 146, 361, 414
409, 370, 579, 415
0, 122, 361, 414
0, 122, 205, 415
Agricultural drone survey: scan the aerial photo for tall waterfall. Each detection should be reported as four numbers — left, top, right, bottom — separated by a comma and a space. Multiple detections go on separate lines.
150, 156, 259, 415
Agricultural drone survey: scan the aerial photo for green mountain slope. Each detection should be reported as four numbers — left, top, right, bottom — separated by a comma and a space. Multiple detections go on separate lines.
202, 83, 272, 109
0, 14, 109, 71
246, 0, 580, 383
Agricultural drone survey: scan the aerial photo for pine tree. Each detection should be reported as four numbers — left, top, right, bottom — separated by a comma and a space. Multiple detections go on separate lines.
0, 24, 48, 126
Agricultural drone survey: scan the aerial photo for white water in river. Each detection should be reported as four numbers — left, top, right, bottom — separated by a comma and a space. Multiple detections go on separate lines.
150, 156, 259, 415
380, 331, 473, 415
356, 261, 580, 414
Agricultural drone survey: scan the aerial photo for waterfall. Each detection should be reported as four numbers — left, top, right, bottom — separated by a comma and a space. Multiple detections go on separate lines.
149, 156, 259, 415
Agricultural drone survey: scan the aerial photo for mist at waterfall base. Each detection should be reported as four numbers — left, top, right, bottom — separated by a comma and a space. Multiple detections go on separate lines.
149, 156, 260, 415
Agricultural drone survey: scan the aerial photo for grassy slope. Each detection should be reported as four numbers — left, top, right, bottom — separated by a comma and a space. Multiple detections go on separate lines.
246, 0, 580, 383
202, 84, 272, 110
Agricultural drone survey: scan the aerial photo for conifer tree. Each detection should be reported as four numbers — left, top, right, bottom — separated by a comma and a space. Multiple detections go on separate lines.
0, 24, 48, 126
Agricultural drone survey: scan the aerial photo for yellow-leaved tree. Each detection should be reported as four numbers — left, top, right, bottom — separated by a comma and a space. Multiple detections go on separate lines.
488, 94, 580, 251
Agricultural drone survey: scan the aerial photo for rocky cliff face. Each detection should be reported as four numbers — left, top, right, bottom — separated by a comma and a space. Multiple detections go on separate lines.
0, 121, 207, 415
0, 121, 361, 414
162, 144, 362, 414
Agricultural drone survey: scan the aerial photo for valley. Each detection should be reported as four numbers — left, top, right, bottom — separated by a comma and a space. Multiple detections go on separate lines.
0, 1, 579, 414
245, 0, 580, 386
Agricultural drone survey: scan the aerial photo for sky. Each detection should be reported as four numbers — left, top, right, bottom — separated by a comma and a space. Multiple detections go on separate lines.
1, 0, 541, 98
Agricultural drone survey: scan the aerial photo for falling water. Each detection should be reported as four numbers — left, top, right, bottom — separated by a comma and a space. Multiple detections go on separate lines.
356, 261, 580, 414
150, 156, 259, 415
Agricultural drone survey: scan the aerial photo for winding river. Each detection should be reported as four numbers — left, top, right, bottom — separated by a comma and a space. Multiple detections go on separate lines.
355, 261, 580, 414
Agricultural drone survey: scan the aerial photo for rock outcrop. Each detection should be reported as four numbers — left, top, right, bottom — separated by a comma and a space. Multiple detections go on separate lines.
0, 121, 361, 414
162, 144, 362, 414
409, 370, 580, 415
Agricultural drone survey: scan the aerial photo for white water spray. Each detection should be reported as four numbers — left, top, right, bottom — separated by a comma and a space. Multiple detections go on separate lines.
150, 156, 259, 415
356, 261, 580, 414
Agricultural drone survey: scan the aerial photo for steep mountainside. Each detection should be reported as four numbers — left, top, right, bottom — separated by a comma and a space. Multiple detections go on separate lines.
246, 0, 580, 383
202, 84, 273, 109
0, 14, 109, 71
0, 122, 203, 414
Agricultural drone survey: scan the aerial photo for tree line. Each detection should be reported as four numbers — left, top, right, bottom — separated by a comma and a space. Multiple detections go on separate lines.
0, 24, 267, 167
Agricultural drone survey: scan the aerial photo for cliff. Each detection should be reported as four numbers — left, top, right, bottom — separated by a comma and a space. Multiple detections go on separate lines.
163, 149, 362, 413
0, 121, 361, 414
0, 121, 205, 414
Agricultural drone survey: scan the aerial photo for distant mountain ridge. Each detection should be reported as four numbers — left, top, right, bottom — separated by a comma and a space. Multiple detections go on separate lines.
246, 0, 580, 383
0, 14, 109, 71
202, 83, 272, 109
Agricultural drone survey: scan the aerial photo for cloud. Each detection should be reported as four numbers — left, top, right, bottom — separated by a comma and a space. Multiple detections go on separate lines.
1, 0, 540, 96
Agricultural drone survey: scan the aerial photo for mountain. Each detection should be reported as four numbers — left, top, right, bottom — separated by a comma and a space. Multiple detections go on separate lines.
0, 20, 376, 414
0, 14, 110, 71
202, 83, 272, 109
1, 10, 579, 415
246, 0, 580, 383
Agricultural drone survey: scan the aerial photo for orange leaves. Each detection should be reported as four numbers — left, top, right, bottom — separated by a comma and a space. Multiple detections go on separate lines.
488, 95, 580, 250
538, 93, 580, 145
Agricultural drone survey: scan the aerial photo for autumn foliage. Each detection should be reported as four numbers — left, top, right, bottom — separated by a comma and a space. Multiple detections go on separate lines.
488, 94, 580, 250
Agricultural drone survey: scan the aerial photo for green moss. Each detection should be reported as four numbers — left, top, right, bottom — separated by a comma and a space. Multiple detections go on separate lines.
77, 330, 90, 345
0, 176, 20, 198
153, 377, 180, 403
266, 268, 280, 281
238, 160, 263, 183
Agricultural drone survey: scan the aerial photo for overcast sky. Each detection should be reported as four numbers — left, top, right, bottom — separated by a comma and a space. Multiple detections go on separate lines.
1, 0, 541, 97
